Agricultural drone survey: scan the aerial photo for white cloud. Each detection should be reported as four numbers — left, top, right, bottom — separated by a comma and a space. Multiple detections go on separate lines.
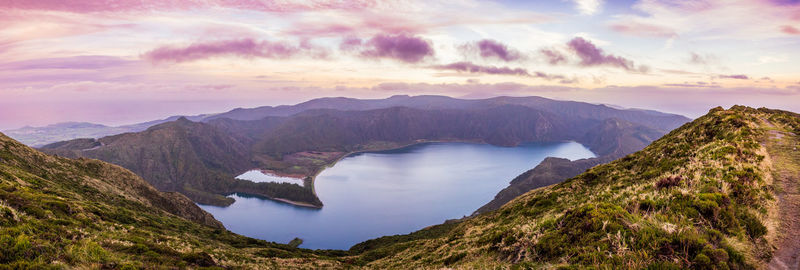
573, 0, 603, 15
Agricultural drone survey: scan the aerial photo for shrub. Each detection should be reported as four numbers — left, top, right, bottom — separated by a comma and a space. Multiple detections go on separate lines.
181, 252, 216, 267
739, 211, 767, 239
442, 252, 466, 266
646, 261, 682, 270
656, 175, 682, 190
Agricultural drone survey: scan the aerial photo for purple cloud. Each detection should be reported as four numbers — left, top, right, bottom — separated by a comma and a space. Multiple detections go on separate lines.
719, 74, 750, 80
433, 61, 566, 81
357, 34, 434, 63
339, 36, 363, 51
460, 39, 522, 62
142, 38, 321, 63
567, 37, 641, 71
540, 49, 567, 65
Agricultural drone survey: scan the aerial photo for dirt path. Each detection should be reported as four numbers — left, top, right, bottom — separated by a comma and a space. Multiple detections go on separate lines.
763, 121, 800, 270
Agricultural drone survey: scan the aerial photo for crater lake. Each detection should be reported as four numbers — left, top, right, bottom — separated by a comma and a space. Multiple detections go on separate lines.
198, 141, 595, 249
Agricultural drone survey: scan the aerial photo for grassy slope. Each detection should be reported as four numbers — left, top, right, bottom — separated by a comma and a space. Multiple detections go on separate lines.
476, 117, 665, 215
0, 133, 344, 269
352, 106, 797, 269
42, 118, 321, 208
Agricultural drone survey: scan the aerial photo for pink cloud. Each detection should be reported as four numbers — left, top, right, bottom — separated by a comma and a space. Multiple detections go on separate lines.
460, 39, 522, 62
540, 49, 567, 65
781, 25, 800, 34
609, 22, 677, 38
355, 34, 434, 63
432, 61, 567, 81
142, 38, 324, 63
567, 37, 644, 72
0, 0, 377, 13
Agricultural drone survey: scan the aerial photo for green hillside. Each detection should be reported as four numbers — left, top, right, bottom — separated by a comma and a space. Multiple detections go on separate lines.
0, 132, 341, 269
349, 106, 800, 269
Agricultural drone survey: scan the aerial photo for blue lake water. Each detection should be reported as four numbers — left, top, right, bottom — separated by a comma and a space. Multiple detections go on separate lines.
198, 141, 595, 250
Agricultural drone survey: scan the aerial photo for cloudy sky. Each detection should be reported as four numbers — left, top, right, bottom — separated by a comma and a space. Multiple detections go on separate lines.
1, 0, 799, 129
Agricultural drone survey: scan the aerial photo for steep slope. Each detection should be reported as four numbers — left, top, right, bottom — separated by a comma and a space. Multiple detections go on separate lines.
475, 156, 613, 215
580, 118, 665, 157
42, 117, 320, 207
256, 105, 577, 155
483, 96, 688, 132
349, 106, 797, 269
0, 132, 342, 268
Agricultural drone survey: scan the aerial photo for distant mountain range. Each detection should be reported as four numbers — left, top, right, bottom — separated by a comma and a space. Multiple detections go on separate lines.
3, 115, 208, 147
39, 95, 690, 209
4, 95, 687, 147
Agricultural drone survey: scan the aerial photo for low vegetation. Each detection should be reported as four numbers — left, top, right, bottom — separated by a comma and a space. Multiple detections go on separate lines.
0, 133, 342, 268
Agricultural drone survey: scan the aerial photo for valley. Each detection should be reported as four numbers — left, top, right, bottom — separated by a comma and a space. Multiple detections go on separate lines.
38, 95, 686, 211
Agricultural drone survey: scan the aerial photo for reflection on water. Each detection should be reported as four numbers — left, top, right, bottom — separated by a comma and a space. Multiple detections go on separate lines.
199, 141, 595, 250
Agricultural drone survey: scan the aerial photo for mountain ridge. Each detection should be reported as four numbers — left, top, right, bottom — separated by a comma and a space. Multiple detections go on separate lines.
43, 103, 675, 208
6, 95, 690, 147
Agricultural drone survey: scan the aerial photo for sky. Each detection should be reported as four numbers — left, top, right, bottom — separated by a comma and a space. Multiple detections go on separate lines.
1, 0, 799, 129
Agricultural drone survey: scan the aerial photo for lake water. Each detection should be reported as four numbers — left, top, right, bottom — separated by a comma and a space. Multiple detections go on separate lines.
199, 141, 595, 250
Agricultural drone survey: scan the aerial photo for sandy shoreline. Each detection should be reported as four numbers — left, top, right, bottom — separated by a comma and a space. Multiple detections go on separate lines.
271, 197, 323, 209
